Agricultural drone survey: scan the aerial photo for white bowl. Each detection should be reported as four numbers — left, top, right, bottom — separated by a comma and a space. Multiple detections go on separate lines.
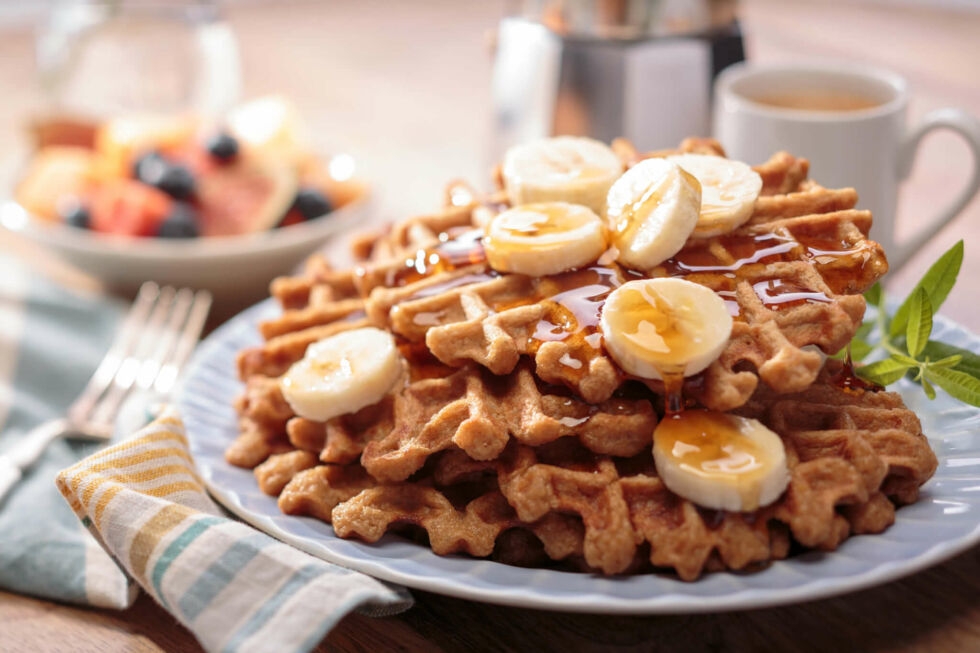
0, 194, 368, 305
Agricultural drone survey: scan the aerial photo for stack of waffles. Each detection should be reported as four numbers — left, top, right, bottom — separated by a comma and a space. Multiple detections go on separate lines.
226, 138, 937, 580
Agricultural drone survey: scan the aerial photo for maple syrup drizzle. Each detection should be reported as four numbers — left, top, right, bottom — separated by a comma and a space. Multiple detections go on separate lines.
830, 344, 883, 392
663, 371, 685, 416
502, 264, 644, 378
751, 279, 831, 311
658, 228, 878, 296
660, 232, 798, 276
383, 228, 488, 289
381, 206, 878, 392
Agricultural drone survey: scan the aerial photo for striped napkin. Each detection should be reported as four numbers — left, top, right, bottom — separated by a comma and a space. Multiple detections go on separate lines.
56, 406, 411, 652
0, 253, 411, 651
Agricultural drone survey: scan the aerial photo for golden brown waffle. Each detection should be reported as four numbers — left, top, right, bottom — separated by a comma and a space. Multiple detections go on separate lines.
257, 363, 935, 580
233, 359, 657, 482
360, 362, 656, 482
236, 139, 886, 415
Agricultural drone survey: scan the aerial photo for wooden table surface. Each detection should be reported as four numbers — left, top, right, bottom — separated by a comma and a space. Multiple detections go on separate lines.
1, 1, 979, 651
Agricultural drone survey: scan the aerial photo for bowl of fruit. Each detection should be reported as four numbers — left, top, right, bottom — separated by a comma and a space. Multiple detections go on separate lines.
2, 97, 368, 301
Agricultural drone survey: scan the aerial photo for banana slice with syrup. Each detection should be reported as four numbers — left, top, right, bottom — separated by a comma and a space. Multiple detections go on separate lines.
606, 158, 702, 272
483, 201, 608, 276
280, 327, 402, 422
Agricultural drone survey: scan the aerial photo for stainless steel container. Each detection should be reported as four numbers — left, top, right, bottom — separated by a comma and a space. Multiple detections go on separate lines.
491, 0, 744, 158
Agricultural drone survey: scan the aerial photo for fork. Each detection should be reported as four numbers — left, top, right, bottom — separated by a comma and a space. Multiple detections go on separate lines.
0, 281, 212, 503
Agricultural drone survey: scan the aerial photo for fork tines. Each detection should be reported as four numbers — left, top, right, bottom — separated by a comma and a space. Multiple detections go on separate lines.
68, 282, 212, 438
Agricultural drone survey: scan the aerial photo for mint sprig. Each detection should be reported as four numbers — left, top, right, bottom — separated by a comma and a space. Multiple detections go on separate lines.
836, 240, 980, 407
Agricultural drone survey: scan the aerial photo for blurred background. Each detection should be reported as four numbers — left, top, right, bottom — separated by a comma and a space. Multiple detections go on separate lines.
0, 0, 977, 323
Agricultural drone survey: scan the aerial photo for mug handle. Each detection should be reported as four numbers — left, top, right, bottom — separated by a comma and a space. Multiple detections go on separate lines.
891, 108, 980, 269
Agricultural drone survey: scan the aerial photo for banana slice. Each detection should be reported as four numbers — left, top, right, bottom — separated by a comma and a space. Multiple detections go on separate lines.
484, 202, 608, 276
280, 327, 402, 422
664, 154, 762, 238
600, 278, 732, 380
653, 410, 790, 512
502, 136, 623, 214
606, 158, 702, 272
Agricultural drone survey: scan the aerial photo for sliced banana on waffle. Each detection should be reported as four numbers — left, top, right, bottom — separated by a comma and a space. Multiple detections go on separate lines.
280, 327, 402, 422
665, 153, 763, 238
484, 202, 608, 276
606, 158, 702, 272
653, 410, 790, 512
502, 136, 623, 214
600, 278, 732, 380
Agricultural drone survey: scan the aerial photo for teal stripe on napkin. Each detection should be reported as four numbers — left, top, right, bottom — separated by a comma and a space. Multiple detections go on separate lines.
152, 515, 225, 610
221, 563, 329, 653
178, 532, 269, 620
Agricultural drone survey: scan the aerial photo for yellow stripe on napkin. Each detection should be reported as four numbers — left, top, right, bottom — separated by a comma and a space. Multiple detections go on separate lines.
54, 406, 410, 653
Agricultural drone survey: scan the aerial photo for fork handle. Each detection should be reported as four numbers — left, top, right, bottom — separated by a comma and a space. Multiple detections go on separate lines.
0, 456, 23, 504
0, 418, 70, 505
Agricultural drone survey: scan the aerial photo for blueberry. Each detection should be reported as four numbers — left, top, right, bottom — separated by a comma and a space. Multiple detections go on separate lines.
63, 204, 90, 229
133, 152, 196, 199
133, 151, 166, 181
157, 202, 200, 238
205, 132, 239, 162
154, 164, 196, 200
292, 188, 332, 220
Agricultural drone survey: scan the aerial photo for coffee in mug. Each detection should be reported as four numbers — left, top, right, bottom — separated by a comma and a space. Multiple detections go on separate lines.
749, 91, 881, 113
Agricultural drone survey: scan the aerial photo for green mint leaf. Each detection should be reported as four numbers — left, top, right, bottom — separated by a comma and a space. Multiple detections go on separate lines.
921, 376, 937, 400
890, 240, 963, 338
891, 352, 920, 367
926, 366, 980, 407
919, 340, 980, 378
850, 338, 874, 362
929, 354, 963, 369
855, 321, 873, 340
864, 282, 882, 307
857, 357, 916, 386
905, 288, 933, 358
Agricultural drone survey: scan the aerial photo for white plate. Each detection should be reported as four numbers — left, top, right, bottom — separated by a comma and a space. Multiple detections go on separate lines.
176, 299, 980, 614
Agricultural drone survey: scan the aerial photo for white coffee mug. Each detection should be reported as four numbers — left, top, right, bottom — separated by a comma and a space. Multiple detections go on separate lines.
713, 62, 980, 270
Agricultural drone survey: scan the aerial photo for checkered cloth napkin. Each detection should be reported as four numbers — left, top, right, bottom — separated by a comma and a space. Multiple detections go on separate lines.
0, 254, 411, 652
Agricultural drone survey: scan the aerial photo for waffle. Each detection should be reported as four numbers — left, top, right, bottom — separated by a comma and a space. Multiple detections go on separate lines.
237, 139, 886, 414
255, 362, 935, 580
225, 139, 934, 580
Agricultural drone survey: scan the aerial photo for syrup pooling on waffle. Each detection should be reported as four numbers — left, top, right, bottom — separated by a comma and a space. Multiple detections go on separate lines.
355, 158, 882, 409
242, 143, 885, 413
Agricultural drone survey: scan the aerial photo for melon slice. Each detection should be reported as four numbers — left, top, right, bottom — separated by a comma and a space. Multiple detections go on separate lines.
16, 146, 95, 220
195, 158, 297, 236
